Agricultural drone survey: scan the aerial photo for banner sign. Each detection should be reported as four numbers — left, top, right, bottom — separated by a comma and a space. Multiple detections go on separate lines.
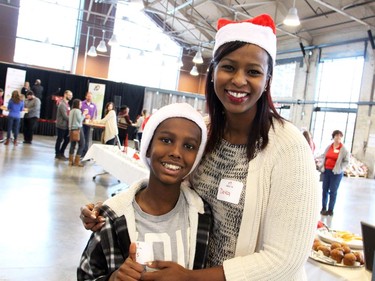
88, 82, 106, 120
3, 68, 26, 116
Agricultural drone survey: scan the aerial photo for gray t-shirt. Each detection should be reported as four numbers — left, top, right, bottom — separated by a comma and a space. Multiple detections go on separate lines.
133, 190, 190, 268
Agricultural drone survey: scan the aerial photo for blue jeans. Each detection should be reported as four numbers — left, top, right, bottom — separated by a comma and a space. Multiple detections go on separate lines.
322, 169, 344, 211
69, 129, 85, 156
81, 124, 91, 157
7, 117, 21, 139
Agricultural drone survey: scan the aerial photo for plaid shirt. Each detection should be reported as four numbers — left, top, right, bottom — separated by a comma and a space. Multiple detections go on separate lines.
77, 181, 212, 281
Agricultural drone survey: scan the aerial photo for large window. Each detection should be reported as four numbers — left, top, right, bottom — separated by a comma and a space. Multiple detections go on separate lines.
108, 3, 182, 90
14, 0, 82, 71
311, 55, 364, 153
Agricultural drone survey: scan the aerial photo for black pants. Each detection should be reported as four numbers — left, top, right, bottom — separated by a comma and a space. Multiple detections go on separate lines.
81, 124, 91, 157
55, 127, 69, 156
23, 117, 38, 142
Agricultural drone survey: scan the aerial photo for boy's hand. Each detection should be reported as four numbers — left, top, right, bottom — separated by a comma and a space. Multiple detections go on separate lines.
110, 243, 145, 281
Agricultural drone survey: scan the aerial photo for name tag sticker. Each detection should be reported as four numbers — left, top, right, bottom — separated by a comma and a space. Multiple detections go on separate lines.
136, 241, 153, 265
334, 149, 339, 153
217, 179, 243, 204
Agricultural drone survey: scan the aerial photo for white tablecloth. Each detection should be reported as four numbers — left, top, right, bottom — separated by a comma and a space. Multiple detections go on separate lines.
83, 144, 149, 184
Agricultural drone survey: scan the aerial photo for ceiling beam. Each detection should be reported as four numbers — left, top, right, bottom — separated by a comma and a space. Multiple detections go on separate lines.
87, 0, 94, 21
314, 0, 374, 28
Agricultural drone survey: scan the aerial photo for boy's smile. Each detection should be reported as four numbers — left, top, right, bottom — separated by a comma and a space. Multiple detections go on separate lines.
147, 117, 202, 187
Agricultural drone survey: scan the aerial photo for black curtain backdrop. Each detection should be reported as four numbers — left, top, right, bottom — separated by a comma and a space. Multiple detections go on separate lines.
0, 62, 145, 137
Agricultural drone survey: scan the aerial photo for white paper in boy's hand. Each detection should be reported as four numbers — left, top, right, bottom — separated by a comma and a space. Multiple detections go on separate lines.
136, 241, 153, 265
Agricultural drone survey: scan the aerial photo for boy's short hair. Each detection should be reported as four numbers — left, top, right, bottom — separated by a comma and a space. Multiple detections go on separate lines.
140, 103, 207, 177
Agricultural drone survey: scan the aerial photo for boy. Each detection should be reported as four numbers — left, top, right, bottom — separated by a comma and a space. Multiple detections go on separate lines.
77, 103, 211, 281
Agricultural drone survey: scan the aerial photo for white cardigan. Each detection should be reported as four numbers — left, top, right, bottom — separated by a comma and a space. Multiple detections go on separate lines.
97, 110, 118, 143
222, 121, 320, 281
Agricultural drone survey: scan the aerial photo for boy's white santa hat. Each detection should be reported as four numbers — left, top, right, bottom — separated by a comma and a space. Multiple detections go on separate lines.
140, 103, 207, 177
213, 14, 277, 63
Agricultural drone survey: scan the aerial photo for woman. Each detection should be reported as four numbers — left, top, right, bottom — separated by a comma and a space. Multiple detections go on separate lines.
319, 130, 350, 216
68, 99, 87, 167
80, 14, 319, 281
135, 109, 147, 143
95, 102, 118, 145
4, 90, 24, 146
117, 105, 133, 145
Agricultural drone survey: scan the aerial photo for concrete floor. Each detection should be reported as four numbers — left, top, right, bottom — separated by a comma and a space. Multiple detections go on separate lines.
0, 134, 374, 281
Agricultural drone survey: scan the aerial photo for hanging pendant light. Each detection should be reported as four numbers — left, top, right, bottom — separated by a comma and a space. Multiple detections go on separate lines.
283, 0, 300, 26
190, 65, 199, 76
192, 47, 203, 64
176, 57, 183, 68
108, 33, 118, 46
97, 30, 107, 52
154, 43, 162, 54
88, 36, 98, 57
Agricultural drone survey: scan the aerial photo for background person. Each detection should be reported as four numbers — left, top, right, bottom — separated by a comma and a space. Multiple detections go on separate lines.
21, 81, 30, 96
4, 90, 24, 146
54, 90, 73, 160
77, 103, 211, 281
318, 130, 350, 216
68, 99, 87, 167
23, 91, 41, 144
80, 14, 319, 281
0, 88, 4, 143
94, 102, 118, 145
134, 109, 148, 145
117, 105, 134, 145
80, 91, 97, 158
31, 79, 44, 100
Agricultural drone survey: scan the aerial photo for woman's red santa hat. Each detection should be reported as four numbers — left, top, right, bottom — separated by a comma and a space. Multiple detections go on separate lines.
213, 14, 277, 63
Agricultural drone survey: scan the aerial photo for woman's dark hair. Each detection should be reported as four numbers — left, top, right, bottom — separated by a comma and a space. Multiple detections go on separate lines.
72, 99, 81, 109
205, 41, 284, 160
332, 130, 343, 139
11, 90, 22, 104
105, 102, 115, 115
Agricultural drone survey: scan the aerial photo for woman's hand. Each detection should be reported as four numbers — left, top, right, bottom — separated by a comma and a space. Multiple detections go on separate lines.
79, 202, 105, 232
141, 261, 191, 281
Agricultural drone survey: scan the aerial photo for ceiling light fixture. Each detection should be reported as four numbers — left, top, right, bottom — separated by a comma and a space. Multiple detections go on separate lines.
87, 36, 98, 57
97, 30, 107, 52
192, 47, 203, 64
108, 33, 118, 46
190, 65, 199, 76
176, 57, 183, 68
283, 0, 300, 26
154, 43, 162, 54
